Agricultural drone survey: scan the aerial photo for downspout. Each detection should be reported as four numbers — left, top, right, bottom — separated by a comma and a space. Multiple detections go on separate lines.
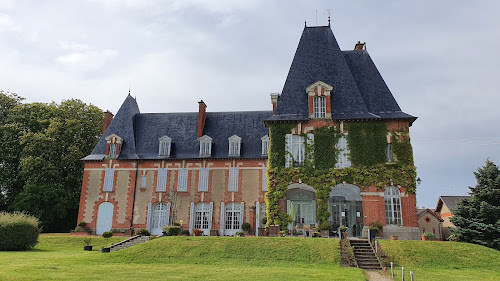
129, 160, 140, 235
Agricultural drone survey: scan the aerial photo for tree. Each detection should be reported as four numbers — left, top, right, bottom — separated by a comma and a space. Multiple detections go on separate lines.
450, 160, 500, 250
0, 92, 103, 232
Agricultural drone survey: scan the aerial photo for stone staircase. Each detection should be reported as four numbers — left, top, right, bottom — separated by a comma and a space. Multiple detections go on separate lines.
109, 235, 149, 252
350, 239, 382, 270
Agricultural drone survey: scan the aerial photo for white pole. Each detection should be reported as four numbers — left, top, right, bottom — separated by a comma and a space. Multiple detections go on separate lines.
375, 240, 378, 254
410, 270, 414, 281
402, 266, 405, 281
391, 262, 394, 278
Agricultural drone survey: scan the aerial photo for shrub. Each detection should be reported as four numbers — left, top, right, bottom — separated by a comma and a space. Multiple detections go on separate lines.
422, 232, 436, 239
102, 231, 113, 247
77, 221, 87, 227
83, 238, 92, 246
173, 222, 181, 226
135, 228, 151, 236
447, 233, 459, 242
180, 229, 190, 235
261, 217, 267, 226
162, 226, 181, 236
241, 222, 251, 231
279, 230, 287, 237
235, 231, 245, 237
0, 211, 39, 251
317, 221, 331, 231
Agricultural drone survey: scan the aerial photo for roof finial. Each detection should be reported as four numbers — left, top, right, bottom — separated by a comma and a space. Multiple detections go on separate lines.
304, 20, 307, 27
128, 83, 131, 96
327, 9, 332, 27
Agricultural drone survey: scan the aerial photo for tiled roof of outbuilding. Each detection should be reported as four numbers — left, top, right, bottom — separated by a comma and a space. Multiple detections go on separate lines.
268, 26, 416, 123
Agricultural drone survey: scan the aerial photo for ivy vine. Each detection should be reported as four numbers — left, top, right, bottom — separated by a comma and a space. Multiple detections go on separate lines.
392, 132, 414, 166
346, 122, 387, 166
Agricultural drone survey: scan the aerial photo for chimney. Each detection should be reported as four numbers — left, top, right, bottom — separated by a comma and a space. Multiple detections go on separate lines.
197, 100, 207, 137
270, 93, 280, 115
354, 41, 366, 50
102, 110, 114, 134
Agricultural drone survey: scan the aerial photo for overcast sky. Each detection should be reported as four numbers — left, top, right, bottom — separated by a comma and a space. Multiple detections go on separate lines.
1, 0, 499, 209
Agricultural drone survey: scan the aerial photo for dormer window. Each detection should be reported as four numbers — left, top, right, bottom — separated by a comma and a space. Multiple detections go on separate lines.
313, 96, 326, 118
306, 81, 333, 119
261, 135, 269, 156
199, 135, 212, 157
158, 136, 172, 156
105, 134, 123, 159
228, 135, 241, 156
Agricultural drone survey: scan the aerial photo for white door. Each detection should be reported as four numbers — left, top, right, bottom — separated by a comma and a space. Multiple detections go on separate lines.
151, 203, 170, 235
96, 202, 114, 235
224, 202, 241, 236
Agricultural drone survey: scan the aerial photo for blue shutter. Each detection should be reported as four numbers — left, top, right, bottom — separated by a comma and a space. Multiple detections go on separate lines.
239, 202, 244, 230
285, 134, 292, 167
255, 201, 260, 237
103, 168, 114, 192
177, 168, 188, 191
307, 133, 314, 165
228, 167, 239, 192
220, 202, 225, 236
189, 201, 195, 233
156, 168, 167, 192
208, 202, 213, 234
198, 168, 209, 192
165, 202, 171, 227
146, 202, 152, 231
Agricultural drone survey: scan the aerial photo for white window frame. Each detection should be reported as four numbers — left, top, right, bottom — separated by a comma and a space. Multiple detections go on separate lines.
198, 168, 209, 192
228, 167, 239, 192
285, 134, 305, 167
225, 202, 241, 232
156, 168, 168, 192
261, 135, 270, 156
199, 135, 212, 157
158, 136, 172, 156
384, 186, 402, 227
228, 135, 241, 156
313, 96, 326, 118
335, 134, 351, 169
177, 168, 188, 192
103, 168, 115, 192
109, 143, 117, 158
194, 202, 211, 231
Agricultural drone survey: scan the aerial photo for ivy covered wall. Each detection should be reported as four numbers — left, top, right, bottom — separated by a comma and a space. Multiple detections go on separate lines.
265, 121, 416, 230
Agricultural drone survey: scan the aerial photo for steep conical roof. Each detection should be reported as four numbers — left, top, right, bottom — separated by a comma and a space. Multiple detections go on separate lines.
87, 94, 140, 159
269, 25, 415, 123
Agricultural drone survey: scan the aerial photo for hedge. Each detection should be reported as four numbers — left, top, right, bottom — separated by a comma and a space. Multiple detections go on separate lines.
162, 226, 181, 236
0, 212, 39, 251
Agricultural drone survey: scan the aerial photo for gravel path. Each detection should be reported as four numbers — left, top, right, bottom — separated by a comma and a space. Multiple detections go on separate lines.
365, 271, 393, 281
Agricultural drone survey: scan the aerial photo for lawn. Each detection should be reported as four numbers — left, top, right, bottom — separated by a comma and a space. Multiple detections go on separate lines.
0, 235, 364, 281
378, 240, 500, 281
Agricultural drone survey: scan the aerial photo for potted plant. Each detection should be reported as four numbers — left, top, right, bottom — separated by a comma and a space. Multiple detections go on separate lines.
339, 226, 348, 239
101, 231, 113, 253
83, 238, 93, 251
259, 217, 267, 236
241, 222, 251, 234
279, 230, 287, 237
369, 226, 379, 241
422, 232, 435, 241
235, 231, 245, 237
318, 221, 330, 238
180, 229, 190, 236
192, 229, 204, 236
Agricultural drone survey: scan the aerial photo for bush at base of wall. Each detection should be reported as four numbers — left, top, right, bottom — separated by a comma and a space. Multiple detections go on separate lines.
0, 211, 40, 251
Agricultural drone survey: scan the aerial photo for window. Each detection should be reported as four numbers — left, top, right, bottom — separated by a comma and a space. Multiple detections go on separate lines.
156, 168, 168, 192
151, 202, 170, 235
228, 167, 239, 192
141, 175, 147, 189
158, 136, 172, 156
199, 135, 212, 157
109, 143, 117, 158
261, 135, 270, 156
198, 168, 209, 192
103, 168, 115, 192
228, 135, 241, 156
385, 187, 402, 226
194, 202, 211, 230
285, 134, 305, 167
313, 96, 326, 118
177, 168, 188, 192
335, 134, 351, 169
225, 202, 241, 230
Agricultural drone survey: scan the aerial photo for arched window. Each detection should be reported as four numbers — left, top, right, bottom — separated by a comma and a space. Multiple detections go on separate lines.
384, 187, 402, 226
225, 202, 241, 230
194, 202, 210, 230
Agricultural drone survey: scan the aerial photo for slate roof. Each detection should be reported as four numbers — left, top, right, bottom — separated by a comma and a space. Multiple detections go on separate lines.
435, 196, 471, 214
417, 208, 444, 222
84, 95, 271, 160
268, 26, 416, 124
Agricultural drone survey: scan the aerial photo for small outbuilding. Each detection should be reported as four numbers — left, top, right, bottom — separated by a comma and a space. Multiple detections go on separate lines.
417, 209, 443, 240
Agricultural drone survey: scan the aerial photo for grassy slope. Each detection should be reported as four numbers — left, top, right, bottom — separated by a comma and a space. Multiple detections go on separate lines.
0, 235, 364, 281
379, 240, 500, 281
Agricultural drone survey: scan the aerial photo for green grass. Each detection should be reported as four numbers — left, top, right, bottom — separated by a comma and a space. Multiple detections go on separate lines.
379, 240, 500, 281
0, 235, 364, 281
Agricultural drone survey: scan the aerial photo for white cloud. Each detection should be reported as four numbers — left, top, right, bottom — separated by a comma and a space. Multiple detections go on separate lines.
56, 49, 118, 72
0, 13, 21, 32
